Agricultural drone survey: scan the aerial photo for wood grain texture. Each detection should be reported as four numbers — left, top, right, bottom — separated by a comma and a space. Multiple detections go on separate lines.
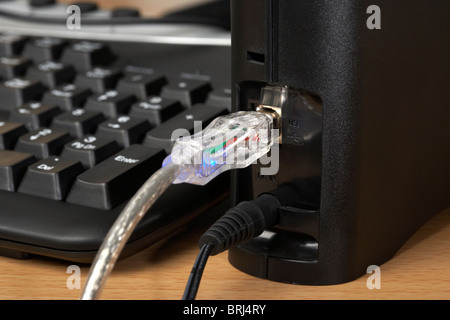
1, 206, 449, 300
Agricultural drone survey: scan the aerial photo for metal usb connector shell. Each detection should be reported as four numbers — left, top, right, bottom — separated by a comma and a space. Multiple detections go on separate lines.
256, 104, 282, 144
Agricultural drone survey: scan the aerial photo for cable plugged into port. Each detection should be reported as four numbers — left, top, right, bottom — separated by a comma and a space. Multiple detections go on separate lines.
81, 84, 289, 300
255, 84, 286, 143
256, 105, 282, 142
182, 183, 301, 300
199, 193, 281, 255
80, 110, 278, 300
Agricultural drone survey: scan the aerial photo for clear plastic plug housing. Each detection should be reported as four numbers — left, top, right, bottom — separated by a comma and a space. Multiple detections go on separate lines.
163, 111, 274, 185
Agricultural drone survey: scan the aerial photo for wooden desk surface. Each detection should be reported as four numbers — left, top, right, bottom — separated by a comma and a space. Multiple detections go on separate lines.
1, 206, 449, 300
0, 0, 448, 301
57, 0, 212, 18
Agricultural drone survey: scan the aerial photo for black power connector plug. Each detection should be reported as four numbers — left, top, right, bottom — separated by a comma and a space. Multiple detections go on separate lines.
182, 183, 301, 300
198, 194, 280, 256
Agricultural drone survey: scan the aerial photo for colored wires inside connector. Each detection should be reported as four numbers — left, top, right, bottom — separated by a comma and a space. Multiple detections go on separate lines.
163, 111, 274, 185
80, 110, 277, 300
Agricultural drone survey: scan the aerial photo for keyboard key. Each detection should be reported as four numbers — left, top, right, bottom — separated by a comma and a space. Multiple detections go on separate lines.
129, 96, 183, 127
84, 90, 136, 118
30, 0, 56, 7
61, 135, 121, 169
143, 104, 228, 152
206, 87, 232, 111
161, 79, 212, 108
0, 150, 36, 191
0, 34, 28, 56
0, 121, 28, 150
0, 78, 45, 111
123, 65, 155, 75
96, 115, 152, 148
26, 60, 76, 89
71, 1, 98, 13
116, 73, 167, 99
66, 144, 165, 210
18, 156, 84, 201
50, 108, 105, 138
14, 128, 72, 159
60, 41, 115, 71
74, 67, 122, 93
0, 56, 32, 79
9, 101, 62, 131
42, 83, 92, 111
22, 37, 67, 63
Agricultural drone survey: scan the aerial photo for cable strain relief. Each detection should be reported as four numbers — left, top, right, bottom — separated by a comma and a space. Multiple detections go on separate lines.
198, 194, 281, 256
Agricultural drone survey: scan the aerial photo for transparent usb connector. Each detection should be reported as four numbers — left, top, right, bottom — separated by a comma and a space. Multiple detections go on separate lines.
163, 111, 274, 185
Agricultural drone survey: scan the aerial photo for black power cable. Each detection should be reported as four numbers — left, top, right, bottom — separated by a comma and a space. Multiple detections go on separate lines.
182, 242, 215, 301
182, 185, 300, 300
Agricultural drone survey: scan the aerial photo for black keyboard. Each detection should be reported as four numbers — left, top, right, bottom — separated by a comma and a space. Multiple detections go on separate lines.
0, 3, 232, 262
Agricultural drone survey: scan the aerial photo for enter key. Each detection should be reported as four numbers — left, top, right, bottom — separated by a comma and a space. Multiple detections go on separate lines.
66, 144, 165, 210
